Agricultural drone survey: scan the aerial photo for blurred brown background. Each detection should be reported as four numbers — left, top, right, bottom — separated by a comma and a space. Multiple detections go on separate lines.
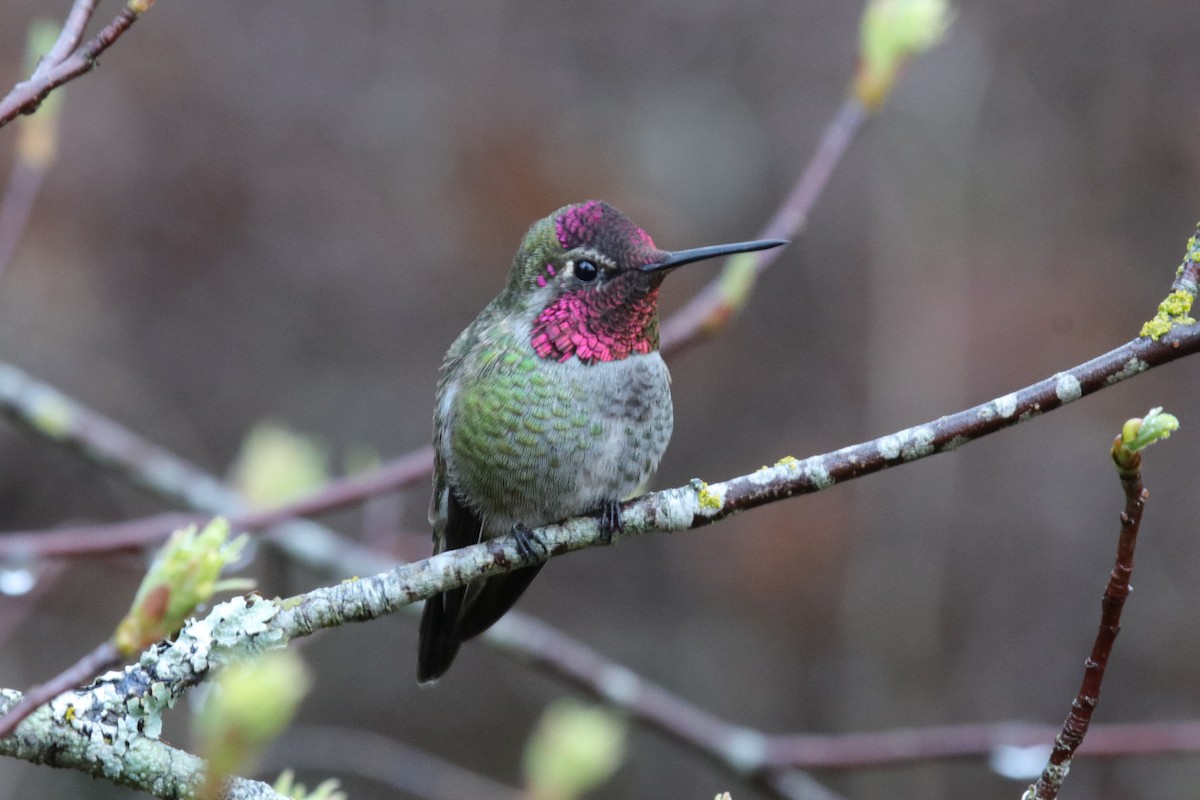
1, 1, 1200, 798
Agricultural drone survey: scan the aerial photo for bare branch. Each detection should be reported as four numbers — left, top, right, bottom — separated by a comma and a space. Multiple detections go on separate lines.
1025, 412, 1166, 799
761, 719, 1200, 769
34, 0, 100, 79
0, 3, 151, 131
0, 640, 118, 739
0, 447, 434, 557
661, 98, 869, 355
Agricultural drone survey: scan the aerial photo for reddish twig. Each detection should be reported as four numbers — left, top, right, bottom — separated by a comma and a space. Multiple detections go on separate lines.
0, 447, 434, 558
1027, 434, 1150, 799
33, 0, 100, 79
238, 445, 433, 529
660, 98, 869, 355
0, 512, 201, 558
762, 719, 1200, 770
0, 4, 149, 130
0, 639, 119, 738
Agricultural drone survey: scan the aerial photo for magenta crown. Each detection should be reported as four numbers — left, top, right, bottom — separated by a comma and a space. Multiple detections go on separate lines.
554, 201, 662, 267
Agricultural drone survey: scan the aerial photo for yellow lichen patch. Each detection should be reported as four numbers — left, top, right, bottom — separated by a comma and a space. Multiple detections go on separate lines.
1140, 289, 1196, 341
64, 704, 76, 724
774, 455, 800, 470
695, 481, 723, 511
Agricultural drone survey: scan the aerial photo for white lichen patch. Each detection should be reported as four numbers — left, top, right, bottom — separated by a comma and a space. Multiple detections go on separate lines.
747, 464, 779, 486
803, 458, 834, 489
878, 434, 902, 460
993, 393, 1019, 418
833, 444, 861, 465
903, 425, 936, 459
1054, 372, 1082, 403
1106, 357, 1149, 385
878, 426, 937, 462
659, 486, 699, 528
204, 595, 283, 656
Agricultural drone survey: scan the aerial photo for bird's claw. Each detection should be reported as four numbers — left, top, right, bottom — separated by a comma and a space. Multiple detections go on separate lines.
511, 522, 546, 560
598, 500, 623, 545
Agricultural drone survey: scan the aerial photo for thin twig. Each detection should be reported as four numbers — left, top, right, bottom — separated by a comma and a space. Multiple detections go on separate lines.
660, 98, 869, 355
1027, 433, 1151, 799
762, 719, 1200, 770
0, 512, 204, 557
0, 448, 435, 558
0, 640, 119, 738
33, 0, 100, 80
0, 4, 149, 130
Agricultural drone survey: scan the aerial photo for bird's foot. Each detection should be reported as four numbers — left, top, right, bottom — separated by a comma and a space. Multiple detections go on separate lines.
511, 522, 546, 561
598, 500, 623, 545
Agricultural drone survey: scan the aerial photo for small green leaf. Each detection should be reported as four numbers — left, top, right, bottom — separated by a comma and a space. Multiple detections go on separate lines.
1121, 407, 1179, 453
196, 651, 312, 792
113, 519, 250, 655
855, 0, 954, 109
523, 699, 627, 800
231, 422, 329, 507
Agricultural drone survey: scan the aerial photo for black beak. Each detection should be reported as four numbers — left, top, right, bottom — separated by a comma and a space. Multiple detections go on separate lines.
641, 238, 787, 273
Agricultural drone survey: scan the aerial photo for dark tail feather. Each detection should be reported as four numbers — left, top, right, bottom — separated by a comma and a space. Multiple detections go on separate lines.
452, 563, 544, 641
418, 588, 463, 684
418, 492, 545, 682
416, 565, 544, 683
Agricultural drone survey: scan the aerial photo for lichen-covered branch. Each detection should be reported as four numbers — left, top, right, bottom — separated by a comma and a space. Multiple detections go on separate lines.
0, 640, 119, 740
0, 684, 284, 800
1, 390, 1190, 799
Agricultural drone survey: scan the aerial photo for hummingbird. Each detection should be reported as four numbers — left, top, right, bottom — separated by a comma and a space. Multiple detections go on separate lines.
418, 200, 785, 683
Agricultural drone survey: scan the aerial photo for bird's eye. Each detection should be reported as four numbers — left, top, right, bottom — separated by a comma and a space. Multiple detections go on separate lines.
574, 259, 599, 282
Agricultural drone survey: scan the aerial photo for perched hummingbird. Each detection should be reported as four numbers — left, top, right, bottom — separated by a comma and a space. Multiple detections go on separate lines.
418, 200, 785, 682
